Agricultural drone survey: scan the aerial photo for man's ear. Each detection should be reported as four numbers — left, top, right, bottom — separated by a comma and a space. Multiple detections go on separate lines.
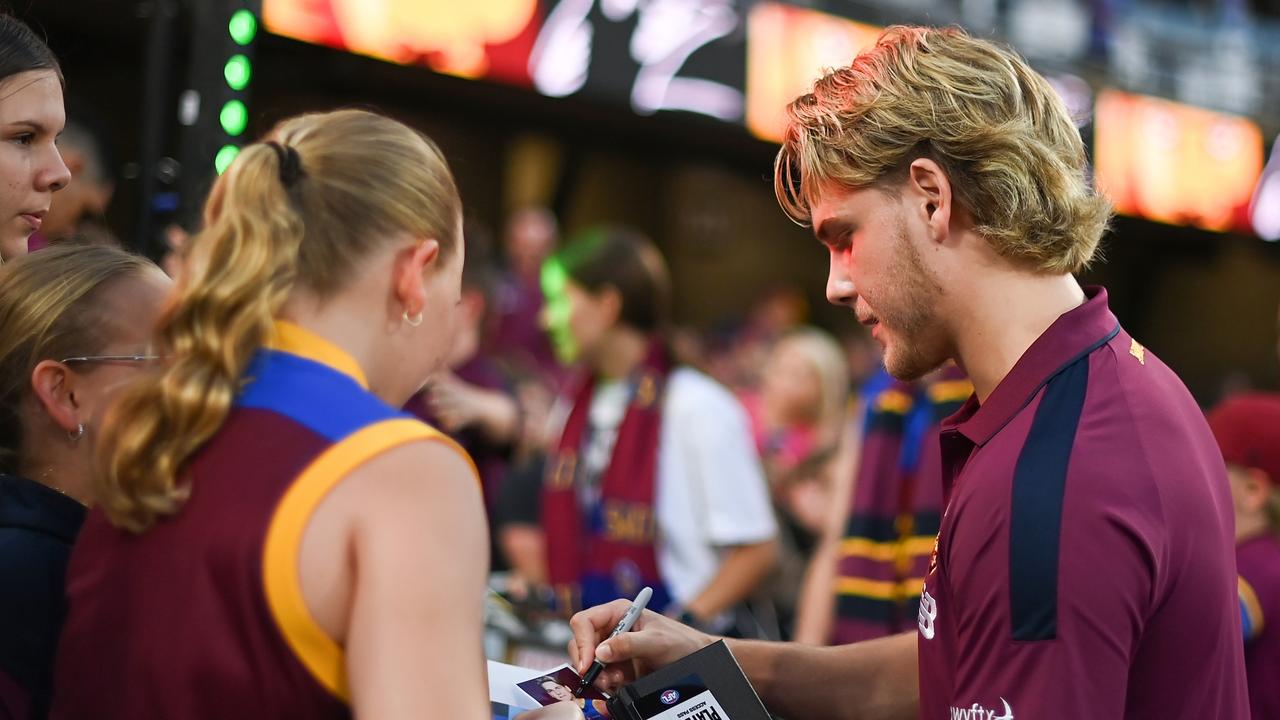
394, 239, 441, 318
907, 158, 953, 245
29, 360, 82, 433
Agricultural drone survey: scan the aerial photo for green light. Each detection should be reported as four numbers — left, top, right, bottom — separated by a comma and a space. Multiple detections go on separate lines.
215, 144, 240, 174
228, 9, 257, 46
219, 100, 248, 137
540, 258, 578, 363
224, 54, 251, 91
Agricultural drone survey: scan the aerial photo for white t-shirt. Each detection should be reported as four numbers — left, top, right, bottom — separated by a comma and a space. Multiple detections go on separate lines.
571, 367, 777, 611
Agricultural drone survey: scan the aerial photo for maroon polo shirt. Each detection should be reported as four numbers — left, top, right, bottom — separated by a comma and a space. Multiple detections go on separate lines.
916, 287, 1247, 719
1237, 533, 1280, 719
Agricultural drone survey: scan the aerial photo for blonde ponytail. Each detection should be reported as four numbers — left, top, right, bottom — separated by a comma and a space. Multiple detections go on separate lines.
97, 144, 303, 531
97, 109, 461, 532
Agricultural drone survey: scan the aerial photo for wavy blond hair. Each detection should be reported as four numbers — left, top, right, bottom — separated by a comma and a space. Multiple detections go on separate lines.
97, 109, 462, 533
0, 244, 154, 475
774, 26, 1111, 274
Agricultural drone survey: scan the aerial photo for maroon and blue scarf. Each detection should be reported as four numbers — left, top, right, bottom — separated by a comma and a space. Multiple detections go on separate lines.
833, 364, 972, 643
542, 344, 674, 614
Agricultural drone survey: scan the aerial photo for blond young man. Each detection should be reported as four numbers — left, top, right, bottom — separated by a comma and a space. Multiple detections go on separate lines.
567, 26, 1248, 719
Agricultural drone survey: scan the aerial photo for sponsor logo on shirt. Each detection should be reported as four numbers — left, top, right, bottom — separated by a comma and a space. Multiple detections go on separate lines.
918, 589, 938, 640
949, 698, 1014, 720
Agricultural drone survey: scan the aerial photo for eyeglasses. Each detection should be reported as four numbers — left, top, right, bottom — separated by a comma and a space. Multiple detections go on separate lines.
60, 354, 164, 365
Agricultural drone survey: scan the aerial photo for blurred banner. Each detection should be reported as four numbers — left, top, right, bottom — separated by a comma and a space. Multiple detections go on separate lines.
1095, 89, 1264, 234
745, 3, 880, 143
263, 0, 748, 120
262, 0, 542, 84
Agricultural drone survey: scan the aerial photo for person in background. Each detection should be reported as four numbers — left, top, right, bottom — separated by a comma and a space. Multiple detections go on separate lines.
404, 220, 521, 570
739, 327, 849, 637
745, 327, 849, 532
705, 286, 808, 393
26, 114, 115, 251
793, 365, 971, 645
539, 226, 778, 635
51, 109, 578, 720
490, 206, 561, 384
1207, 393, 1280, 720
0, 244, 169, 719
0, 13, 71, 263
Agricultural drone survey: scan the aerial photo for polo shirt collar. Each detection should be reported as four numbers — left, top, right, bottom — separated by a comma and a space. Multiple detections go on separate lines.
944, 286, 1120, 447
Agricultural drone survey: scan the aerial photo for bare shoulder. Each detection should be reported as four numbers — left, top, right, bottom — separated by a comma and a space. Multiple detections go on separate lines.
338, 436, 485, 534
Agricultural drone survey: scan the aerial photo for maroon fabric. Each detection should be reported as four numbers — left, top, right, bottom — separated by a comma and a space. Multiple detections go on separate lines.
0, 667, 29, 720
541, 344, 671, 612
488, 271, 561, 385
833, 367, 969, 645
918, 288, 1247, 719
1238, 534, 1280, 719
51, 409, 349, 720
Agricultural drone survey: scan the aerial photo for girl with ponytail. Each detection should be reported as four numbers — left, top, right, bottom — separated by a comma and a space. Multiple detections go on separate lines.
52, 110, 568, 720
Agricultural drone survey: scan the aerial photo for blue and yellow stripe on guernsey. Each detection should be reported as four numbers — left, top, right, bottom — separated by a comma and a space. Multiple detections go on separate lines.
1240, 575, 1265, 641
239, 322, 478, 700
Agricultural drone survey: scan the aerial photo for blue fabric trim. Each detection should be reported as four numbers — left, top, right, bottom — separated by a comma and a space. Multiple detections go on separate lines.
236, 350, 407, 442
1241, 596, 1255, 640
1008, 355, 1090, 641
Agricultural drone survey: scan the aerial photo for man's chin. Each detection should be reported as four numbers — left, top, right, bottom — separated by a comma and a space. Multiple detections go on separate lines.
883, 347, 944, 382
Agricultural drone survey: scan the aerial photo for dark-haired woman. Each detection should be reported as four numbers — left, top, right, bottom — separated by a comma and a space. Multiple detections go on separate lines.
0, 13, 71, 263
539, 227, 778, 635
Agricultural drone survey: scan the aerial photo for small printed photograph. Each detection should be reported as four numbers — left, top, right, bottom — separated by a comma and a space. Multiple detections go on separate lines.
516, 665, 610, 718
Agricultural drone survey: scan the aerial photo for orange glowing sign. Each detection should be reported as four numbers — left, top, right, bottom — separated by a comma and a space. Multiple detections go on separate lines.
263, 0, 540, 83
1094, 89, 1264, 233
745, 3, 881, 143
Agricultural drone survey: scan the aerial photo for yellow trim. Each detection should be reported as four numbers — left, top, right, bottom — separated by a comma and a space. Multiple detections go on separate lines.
266, 321, 370, 389
839, 535, 936, 562
262, 418, 477, 700
1240, 575, 1266, 638
834, 576, 925, 601
875, 389, 914, 414
927, 380, 974, 404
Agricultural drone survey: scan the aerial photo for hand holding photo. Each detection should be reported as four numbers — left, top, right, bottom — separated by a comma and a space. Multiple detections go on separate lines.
517, 665, 611, 718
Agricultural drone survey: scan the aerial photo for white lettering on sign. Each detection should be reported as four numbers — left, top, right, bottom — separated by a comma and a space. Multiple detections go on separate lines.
528, 0, 744, 121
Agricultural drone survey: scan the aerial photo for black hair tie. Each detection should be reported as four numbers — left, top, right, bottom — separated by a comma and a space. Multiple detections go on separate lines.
264, 141, 305, 187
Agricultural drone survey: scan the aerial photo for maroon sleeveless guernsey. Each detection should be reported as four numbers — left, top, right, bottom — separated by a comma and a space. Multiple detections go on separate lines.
52, 322, 471, 719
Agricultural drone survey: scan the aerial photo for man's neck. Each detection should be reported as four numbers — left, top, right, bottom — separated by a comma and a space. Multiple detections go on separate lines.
951, 272, 1086, 403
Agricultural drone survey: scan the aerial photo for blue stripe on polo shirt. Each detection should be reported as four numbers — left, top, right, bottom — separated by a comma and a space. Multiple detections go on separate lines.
1008, 354, 1090, 642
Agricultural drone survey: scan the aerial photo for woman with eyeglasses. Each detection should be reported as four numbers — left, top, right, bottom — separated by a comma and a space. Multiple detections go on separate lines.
0, 243, 170, 718
0, 13, 72, 263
